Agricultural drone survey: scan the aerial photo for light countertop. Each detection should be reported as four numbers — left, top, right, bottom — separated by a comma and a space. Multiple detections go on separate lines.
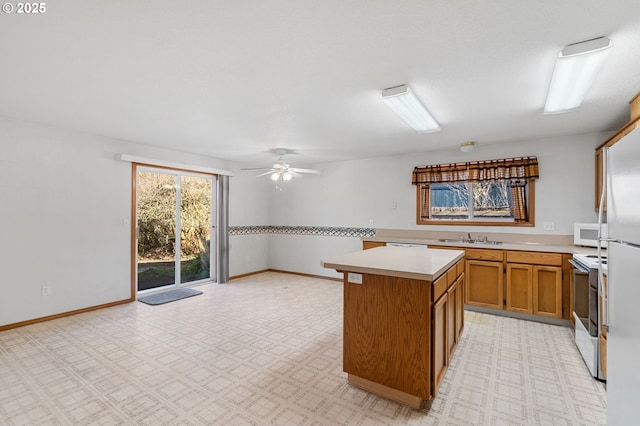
363, 236, 600, 255
321, 246, 464, 281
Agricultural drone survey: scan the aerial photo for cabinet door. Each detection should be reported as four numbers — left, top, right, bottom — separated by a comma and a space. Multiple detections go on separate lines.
455, 274, 465, 342
533, 265, 563, 318
432, 293, 448, 396
506, 263, 533, 314
465, 260, 504, 309
446, 282, 457, 358
599, 334, 607, 379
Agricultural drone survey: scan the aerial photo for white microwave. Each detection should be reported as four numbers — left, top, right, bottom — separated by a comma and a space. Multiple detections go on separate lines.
574, 222, 608, 247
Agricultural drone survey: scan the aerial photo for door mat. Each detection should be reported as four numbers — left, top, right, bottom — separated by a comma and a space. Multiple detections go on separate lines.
138, 288, 203, 305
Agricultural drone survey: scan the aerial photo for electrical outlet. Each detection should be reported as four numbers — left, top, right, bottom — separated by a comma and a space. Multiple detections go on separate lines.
543, 222, 555, 231
41, 286, 51, 296
391, 202, 397, 210
348, 273, 363, 284
368, 219, 374, 227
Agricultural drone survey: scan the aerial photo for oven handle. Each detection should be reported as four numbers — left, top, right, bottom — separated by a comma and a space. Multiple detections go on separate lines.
568, 259, 590, 274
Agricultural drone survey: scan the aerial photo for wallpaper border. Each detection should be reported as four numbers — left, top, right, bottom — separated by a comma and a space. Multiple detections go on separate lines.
229, 225, 376, 238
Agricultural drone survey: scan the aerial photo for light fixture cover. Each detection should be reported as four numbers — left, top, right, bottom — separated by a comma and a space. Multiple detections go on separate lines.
381, 85, 440, 133
460, 141, 475, 152
544, 37, 612, 114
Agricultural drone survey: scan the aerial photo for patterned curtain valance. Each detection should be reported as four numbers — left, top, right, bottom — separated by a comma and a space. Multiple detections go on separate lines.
411, 156, 539, 185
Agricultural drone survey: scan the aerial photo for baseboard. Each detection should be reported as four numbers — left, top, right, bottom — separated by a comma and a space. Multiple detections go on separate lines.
229, 269, 270, 280
0, 298, 133, 332
2, 270, 341, 331
231, 269, 342, 283
464, 305, 572, 327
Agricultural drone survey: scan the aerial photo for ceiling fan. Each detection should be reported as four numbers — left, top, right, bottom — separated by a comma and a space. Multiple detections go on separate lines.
242, 148, 320, 184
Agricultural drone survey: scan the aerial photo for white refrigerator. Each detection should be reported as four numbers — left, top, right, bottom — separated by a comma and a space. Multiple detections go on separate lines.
605, 127, 640, 425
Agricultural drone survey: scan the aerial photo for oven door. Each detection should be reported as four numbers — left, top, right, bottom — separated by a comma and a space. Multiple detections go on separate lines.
569, 259, 591, 329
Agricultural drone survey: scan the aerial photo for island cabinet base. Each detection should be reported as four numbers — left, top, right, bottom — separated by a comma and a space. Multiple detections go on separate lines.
347, 374, 424, 409
343, 274, 432, 402
342, 259, 464, 408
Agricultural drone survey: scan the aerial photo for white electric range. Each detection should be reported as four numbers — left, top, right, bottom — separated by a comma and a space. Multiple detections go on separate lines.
570, 252, 607, 380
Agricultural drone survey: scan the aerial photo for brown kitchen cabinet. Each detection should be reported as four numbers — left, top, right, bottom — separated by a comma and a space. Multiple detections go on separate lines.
466, 248, 505, 310
599, 273, 608, 379
505, 251, 563, 318
506, 263, 533, 314
431, 290, 448, 395
447, 275, 464, 356
431, 261, 464, 397
364, 241, 571, 321
595, 92, 640, 211
337, 251, 465, 408
532, 265, 563, 318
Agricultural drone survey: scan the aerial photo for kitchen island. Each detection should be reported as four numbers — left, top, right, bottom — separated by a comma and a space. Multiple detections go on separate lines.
321, 246, 465, 408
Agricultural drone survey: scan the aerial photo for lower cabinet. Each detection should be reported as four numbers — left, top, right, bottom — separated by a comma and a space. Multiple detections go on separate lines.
342, 256, 465, 407
455, 275, 465, 340
466, 260, 504, 309
599, 273, 608, 379
532, 265, 563, 318
599, 334, 607, 379
432, 292, 448, 395
432, 270, 465, 397
506, 263, 533, 314
506, 263, 562, 318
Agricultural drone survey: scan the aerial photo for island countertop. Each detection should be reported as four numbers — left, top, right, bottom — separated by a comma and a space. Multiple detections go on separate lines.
321, 246, 464, 281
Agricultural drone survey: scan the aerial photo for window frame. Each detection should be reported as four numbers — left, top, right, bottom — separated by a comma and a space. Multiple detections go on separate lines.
416, 180, 535, 227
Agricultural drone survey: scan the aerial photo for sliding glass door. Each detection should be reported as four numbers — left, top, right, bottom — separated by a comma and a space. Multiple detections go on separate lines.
136, 167, 216, 292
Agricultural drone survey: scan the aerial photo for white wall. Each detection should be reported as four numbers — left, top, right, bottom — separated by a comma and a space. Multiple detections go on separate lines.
0, 117, 269, 326
268, 133, 609, 277
228, 165, 272, 276
0, 114, 611, 325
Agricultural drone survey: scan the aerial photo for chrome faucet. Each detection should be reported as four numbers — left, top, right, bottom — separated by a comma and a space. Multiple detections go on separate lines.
467, 232, 472, 241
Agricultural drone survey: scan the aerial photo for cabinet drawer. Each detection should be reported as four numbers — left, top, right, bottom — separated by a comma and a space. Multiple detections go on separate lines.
506, 251, 562, 266
456, 259, 465, 277
466, 248, 504, 262
433, 274, 448, 302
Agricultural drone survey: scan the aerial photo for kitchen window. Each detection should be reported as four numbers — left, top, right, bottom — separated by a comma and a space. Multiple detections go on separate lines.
413, 157, 538, 226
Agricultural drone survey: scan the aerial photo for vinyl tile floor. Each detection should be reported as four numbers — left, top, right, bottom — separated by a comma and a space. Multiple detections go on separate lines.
0, 271, 606, 425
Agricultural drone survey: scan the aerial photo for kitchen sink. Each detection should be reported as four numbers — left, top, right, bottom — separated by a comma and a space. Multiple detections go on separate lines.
436, 238, 502, 245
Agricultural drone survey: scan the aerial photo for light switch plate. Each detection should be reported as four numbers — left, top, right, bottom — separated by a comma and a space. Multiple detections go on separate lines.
347, 273, 363, 284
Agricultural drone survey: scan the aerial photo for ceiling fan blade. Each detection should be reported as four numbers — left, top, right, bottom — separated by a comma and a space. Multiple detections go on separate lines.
257, 170, 275, 177
241, 167, 273, 171
290, 167, 321, 174
289, 170, 302, 178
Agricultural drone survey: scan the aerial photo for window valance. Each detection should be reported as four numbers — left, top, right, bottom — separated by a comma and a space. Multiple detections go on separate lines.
411, 156, 539, 185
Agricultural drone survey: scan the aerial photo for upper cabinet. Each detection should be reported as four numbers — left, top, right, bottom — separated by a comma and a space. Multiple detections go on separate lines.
595, 92, 640, 211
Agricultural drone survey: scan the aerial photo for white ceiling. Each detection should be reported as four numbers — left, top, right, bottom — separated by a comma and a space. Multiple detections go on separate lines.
2, 1, 640, 167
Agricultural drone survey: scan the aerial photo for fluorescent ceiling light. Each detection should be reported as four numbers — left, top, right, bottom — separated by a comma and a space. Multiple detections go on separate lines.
381, 85, 440, 133
544, 37, 612, 114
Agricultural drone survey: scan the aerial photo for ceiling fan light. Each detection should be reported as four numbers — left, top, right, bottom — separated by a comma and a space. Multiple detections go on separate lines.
270, 172, 280, 181
282, 171, 293, 182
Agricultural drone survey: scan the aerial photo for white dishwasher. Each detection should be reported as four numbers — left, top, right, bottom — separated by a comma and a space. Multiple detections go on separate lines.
386, 243, 427, 248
